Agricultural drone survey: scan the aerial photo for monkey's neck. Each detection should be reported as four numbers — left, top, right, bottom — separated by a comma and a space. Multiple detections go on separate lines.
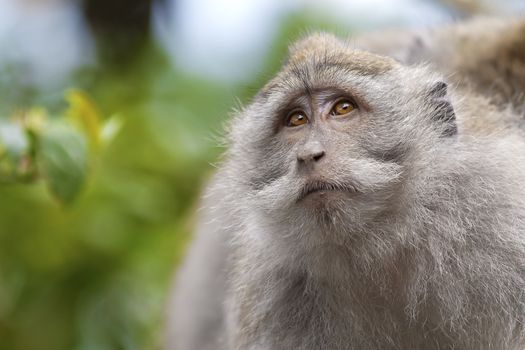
232, 239, 411, 349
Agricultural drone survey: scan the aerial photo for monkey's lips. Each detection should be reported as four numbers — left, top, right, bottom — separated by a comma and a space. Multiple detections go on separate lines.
298, 180, 357, 201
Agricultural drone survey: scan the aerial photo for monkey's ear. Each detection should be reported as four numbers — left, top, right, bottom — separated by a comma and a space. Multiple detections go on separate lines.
428, 81, 457, 136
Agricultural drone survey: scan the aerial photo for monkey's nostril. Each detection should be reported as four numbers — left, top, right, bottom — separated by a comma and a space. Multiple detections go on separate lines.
313, 151, 325, 162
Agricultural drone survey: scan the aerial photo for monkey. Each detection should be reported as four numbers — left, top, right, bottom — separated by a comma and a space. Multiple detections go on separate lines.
166, 21, 525, 350
355, 17, 525, 118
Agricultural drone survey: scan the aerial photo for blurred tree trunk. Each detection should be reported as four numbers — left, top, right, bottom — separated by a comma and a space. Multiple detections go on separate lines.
81, 0, 166, 68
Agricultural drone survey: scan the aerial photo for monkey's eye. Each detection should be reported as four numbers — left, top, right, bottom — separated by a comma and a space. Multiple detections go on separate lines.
286, 111, 309, 127
330, 99, 356, 116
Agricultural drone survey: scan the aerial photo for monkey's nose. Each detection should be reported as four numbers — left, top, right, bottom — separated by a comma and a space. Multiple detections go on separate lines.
297, 148, 325, 164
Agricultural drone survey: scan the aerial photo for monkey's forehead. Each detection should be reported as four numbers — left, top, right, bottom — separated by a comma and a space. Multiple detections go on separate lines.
289, 47, 395, 76
259, 33, 397, 96
290, 33, 394, 73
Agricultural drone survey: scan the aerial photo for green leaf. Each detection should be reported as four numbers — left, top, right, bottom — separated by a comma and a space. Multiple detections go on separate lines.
66, 89, 102, 148
38, 123, 88, 204
100, 114, 123, 146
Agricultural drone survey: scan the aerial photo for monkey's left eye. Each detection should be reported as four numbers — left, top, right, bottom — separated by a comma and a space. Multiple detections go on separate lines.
330, 99, 356, 116
286, 111, 309, 127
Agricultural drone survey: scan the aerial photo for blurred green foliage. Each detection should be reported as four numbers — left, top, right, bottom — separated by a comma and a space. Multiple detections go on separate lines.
0, 11, 350, 350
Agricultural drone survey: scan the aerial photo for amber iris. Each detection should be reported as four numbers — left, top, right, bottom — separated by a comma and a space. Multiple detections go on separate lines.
287, 112, 308, 127
331, 100, 355, 116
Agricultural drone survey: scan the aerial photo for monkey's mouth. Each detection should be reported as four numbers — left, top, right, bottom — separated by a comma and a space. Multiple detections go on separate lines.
298, 180, 357, 201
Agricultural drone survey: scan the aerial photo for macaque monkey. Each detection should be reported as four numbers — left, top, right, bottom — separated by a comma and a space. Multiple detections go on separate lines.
167, 18, 525, 350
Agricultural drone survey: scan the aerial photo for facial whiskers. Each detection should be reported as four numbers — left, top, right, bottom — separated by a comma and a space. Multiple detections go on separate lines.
297, 180, 358, 201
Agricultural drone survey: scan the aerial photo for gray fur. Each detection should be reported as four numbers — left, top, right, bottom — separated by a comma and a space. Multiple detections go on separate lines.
166, 27, 525, 350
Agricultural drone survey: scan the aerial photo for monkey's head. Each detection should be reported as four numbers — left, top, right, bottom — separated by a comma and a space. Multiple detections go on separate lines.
227, 33, 457, 244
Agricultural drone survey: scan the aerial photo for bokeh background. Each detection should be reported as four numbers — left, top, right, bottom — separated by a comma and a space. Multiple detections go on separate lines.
0, 0, 523, 349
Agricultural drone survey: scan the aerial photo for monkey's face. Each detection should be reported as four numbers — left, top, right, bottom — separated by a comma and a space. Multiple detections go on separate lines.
229, 34, 456, 236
